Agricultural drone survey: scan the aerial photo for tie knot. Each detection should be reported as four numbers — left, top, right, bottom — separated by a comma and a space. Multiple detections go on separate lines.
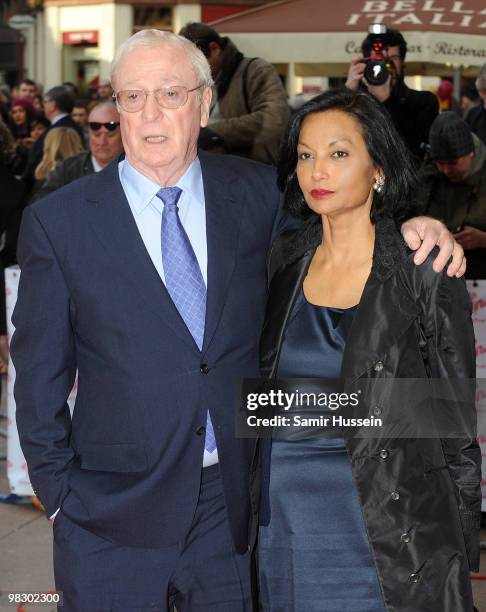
157, 186, 182, 209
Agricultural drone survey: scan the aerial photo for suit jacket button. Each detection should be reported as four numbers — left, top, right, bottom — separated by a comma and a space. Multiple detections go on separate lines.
409, 573, 420, 583
391, 490, 400, 501
196, 426, 206, 436
401, 532, 411, 543
200, 364, 210, 374
379, 449, 389, 460
373, 406, 382, 417
374, 361, 384, 372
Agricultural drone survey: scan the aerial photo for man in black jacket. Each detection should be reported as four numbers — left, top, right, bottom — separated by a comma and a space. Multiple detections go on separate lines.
33, 102, 123, 201
346, 28, 438, 164
22, 85, 84, 186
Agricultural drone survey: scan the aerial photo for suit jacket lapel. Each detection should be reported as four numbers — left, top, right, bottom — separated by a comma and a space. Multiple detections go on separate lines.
83, 158, 201, 353
200, 152, 242, 353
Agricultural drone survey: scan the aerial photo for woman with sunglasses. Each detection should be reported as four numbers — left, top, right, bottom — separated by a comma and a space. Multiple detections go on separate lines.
252, 89, 481, 612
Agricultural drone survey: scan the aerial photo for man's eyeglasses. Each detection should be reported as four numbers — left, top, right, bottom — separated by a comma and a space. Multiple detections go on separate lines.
113, 85, 203, 113
89, 121, 120, 132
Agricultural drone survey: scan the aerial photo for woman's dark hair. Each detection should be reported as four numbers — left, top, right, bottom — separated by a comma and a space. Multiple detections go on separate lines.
278, 88, 417, 223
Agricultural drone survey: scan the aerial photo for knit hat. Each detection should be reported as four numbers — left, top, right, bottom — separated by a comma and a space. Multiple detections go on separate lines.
11, 97, 35, 116
428, 111, 474, 161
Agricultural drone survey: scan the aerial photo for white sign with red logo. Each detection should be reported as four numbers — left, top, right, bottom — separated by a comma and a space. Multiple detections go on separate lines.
5, 267, 77, 497
467, 280, 486, 511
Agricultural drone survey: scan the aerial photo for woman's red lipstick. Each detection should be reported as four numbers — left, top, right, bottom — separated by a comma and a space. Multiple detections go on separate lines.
310, 189, 334, 198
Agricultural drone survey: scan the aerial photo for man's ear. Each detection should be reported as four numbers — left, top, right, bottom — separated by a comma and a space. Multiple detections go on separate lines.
200, 86, 212, 128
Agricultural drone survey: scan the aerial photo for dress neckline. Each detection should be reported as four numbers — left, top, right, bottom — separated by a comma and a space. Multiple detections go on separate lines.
302, 290, 359, 312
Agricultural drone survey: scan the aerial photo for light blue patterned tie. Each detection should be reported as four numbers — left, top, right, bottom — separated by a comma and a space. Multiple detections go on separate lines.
158, 187, 216, 453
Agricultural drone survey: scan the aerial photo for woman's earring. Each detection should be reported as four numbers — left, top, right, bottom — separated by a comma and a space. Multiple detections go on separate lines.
373, 175, 385, 193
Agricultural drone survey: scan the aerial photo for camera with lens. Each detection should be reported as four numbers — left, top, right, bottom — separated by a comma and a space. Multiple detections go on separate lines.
363, 23, 393, 86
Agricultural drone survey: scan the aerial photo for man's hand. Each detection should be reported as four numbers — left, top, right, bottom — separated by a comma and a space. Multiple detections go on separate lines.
364, 73, 393, 103
345, 57, 366, 91
401, 216, 466, 278
453, 226, 486, 251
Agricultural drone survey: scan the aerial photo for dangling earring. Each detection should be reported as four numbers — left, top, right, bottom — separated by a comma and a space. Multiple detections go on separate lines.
373, 175, 385, 193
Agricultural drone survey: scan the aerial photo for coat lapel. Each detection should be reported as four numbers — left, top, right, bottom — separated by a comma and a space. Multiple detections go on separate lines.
199, 152, 243, 353
83, 158, 200, 352
260, 250, 313, 378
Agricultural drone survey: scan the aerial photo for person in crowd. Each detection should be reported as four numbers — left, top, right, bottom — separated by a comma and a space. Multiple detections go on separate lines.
63, 81, 79, 97
11, 29, 465, 612
9, 97, 34, 142
461, 84, 479, 119
71, 99, 90, 143
33, 126, 84, 185
254, 89, 480, 612
34, 102, 122, 200
29, 116, 50, 143
437, 78, 461, 114
8, 98, 36, 174
97, 78, 113, 102
17, 78, 37, 102
32, 93, 44, 114
23, 85, 84, 186
345, 27, 438, 163
0, 121, 27, 372
466, 64, 486, 145
180, 22, 290, 165
417, 112, 486, 279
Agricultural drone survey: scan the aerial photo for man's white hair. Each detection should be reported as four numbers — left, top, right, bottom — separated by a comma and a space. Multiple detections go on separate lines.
110, 29, 213, 92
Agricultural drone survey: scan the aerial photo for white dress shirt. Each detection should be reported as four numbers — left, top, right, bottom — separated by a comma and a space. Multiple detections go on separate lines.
119, 157, 218, 468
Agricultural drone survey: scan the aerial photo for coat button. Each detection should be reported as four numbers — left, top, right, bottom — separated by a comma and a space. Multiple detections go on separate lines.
379, 449, 389, 460
200, 364, 210, 374
196, 426, 206, 436
409, 573, 420, 583
401, 533, 411, 543
374, 361, 384, 372
391, 490, 400, 501
373, 405, 382, 416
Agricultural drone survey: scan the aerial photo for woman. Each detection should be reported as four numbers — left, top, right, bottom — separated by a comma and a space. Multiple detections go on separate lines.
9, 97, 34, 142
34, 126, 84, 183
254, 89, 481, 611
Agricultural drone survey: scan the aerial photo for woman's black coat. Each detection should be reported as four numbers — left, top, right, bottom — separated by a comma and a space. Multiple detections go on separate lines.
251, 217, 481, 612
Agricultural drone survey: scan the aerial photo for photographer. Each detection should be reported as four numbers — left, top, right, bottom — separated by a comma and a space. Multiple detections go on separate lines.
346, 26, 438, 163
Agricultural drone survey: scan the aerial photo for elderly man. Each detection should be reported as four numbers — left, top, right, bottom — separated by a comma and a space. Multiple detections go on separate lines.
33, 102, 123, 200
12, 30, 464, 612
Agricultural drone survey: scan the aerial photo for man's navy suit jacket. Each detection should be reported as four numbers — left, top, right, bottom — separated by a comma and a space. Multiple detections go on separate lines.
12, 151, 283, 553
